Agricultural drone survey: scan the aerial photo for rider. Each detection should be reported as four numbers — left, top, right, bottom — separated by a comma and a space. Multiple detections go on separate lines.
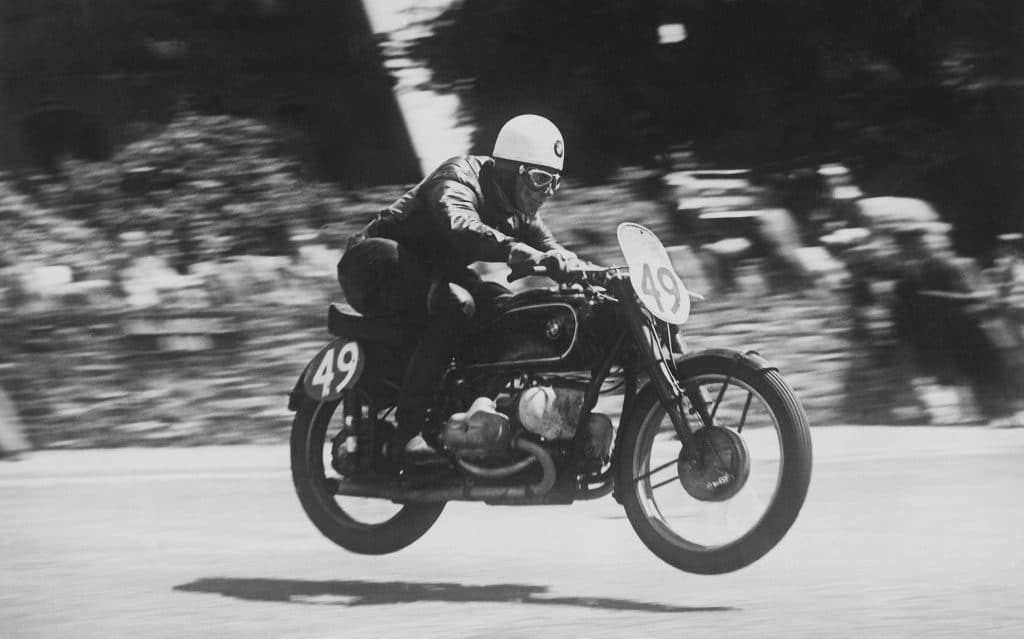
337, 114, 579, 473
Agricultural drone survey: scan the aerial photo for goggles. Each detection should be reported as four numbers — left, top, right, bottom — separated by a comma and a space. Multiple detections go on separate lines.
519, 165, 562, 192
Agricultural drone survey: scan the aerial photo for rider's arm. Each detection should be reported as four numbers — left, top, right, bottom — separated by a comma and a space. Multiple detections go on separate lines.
424, 178, 516, 263
519, 214, 578, 261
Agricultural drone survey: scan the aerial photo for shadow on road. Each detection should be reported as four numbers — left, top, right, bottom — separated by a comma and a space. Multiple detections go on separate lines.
174, 577, 734, 614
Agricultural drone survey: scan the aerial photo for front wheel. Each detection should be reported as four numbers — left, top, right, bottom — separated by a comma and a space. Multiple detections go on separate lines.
290, 397, 445, 554
617, 352, 812, 574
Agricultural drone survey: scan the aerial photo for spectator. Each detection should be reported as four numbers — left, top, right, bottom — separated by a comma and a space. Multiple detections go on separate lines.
0, 385, 30, 459
892, 225, 1023, 421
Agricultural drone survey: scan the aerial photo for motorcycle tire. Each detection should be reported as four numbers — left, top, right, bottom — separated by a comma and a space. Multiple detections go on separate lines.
290, 397, 445, 554
617, 350, 812, 574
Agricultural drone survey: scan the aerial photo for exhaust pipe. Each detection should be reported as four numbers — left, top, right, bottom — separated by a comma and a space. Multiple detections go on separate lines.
332, 438, 556, 503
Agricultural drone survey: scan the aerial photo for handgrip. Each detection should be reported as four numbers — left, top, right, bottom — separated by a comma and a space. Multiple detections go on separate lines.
507, 264, 548, 282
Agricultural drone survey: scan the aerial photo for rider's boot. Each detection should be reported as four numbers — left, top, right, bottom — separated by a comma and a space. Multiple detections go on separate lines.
384, 431, 413, 477
385, 406, 427, 477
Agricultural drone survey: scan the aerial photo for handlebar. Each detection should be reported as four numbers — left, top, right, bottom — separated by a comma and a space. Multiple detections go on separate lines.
507, 263, 548, 282
506, 262, 619, 285
506, 263, 704, 303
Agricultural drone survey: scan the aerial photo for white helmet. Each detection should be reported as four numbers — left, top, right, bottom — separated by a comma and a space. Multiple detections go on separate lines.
492, 114, 564, 171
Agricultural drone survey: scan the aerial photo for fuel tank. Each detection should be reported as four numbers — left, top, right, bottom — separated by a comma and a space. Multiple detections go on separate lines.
458, 289, 619, 371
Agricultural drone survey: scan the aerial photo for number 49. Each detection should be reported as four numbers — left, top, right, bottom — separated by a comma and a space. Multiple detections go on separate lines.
311, 341, 361, 399
640, 262, 682, 314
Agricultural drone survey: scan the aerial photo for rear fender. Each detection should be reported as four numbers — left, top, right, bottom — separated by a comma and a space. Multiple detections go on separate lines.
287, 366, 311, 412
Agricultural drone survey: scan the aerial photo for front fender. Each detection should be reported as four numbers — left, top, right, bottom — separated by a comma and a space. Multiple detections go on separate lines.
673, 348, 778, 375
641, 347, 779, 407
622, 349, 778, 421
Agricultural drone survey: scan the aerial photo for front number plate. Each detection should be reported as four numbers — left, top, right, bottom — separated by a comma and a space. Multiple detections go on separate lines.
302, 339, 365, 401
617, 223, 691, 325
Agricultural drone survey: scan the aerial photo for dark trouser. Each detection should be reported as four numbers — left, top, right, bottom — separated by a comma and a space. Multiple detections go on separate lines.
337, 237, 508, 438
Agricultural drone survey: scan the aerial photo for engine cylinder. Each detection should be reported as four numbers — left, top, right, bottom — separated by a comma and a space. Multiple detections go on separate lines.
440, 397, 511, 457
515, 386, 583, 439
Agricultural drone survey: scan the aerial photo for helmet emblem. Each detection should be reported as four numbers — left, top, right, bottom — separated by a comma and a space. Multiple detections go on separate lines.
553, 139, 564, 158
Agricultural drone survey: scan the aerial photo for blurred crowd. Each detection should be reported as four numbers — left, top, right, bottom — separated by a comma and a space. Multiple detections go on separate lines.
658, 158, 1024, 423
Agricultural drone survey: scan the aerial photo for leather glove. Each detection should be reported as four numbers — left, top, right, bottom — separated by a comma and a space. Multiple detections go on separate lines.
507, 242, 545, 268
539, 249, 572, 276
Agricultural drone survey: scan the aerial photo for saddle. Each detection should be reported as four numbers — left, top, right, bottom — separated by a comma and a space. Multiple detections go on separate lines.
327, 303, 409, 348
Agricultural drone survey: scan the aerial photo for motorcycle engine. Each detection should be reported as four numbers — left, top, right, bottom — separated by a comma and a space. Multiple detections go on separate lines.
440, 385, 613, 461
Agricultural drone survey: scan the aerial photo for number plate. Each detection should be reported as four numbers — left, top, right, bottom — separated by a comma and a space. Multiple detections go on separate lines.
302, 339, 365, 401
617, 223, 691, 325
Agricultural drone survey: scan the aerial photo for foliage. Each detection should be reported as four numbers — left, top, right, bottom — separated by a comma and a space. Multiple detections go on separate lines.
408, 0, 1024, 254
406, 0, 672, 182
2, 113, 358, 275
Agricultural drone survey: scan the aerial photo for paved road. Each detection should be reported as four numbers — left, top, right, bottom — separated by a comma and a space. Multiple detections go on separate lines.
2, 427, 1023, 638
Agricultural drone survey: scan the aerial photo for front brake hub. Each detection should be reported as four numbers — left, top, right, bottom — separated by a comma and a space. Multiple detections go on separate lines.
677, 426, 750, 502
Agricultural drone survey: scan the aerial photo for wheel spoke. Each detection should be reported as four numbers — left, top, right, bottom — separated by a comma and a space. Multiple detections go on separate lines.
634, 457, 677, 483
738, 391, 754, 433
709, 375, 732, 422
650, 474, 681, 491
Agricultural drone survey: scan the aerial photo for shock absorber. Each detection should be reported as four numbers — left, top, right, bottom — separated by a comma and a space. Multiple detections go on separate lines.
330, 391, 362, 476
353, 392, 380, 473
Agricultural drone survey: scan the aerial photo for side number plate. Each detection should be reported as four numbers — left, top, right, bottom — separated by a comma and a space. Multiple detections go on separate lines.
303, 339, 365, 401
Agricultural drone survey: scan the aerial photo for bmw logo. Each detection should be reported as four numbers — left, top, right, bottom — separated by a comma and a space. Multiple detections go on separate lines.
545, 318, 562, 340
553, 139, 564, 158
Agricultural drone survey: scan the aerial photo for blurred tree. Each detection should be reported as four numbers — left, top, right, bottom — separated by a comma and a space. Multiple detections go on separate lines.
408, 0, 674, 182
0, 0, 419, 184
409, 0, 1023, 254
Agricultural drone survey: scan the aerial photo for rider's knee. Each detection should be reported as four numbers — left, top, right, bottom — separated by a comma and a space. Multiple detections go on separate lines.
428, 282, 476, 319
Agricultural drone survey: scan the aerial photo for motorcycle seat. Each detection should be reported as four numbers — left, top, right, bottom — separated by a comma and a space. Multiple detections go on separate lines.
327, 303, 409, 347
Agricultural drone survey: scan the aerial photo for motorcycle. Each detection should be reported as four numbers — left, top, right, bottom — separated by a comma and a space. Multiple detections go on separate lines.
288, 223, 812, 574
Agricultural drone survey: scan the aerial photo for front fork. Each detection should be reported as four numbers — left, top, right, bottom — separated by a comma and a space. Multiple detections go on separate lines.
620, 288, 709, 454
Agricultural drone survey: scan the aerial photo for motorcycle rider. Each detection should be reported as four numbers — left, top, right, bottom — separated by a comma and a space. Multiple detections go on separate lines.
337, 114, 578, 474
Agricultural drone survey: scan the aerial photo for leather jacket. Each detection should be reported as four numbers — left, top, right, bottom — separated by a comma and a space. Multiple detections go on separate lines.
356, 155, 572, 277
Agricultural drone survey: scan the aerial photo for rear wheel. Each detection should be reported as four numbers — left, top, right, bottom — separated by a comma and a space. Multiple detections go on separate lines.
290, 397, 445, 554
617, 351, 812, 574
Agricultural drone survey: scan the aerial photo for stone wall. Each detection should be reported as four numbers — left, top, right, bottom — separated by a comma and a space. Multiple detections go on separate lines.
0, 265, 926, 450
0, 299, 330, 449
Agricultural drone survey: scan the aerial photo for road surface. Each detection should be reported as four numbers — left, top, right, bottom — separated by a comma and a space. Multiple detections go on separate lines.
2, 427, 1022, 638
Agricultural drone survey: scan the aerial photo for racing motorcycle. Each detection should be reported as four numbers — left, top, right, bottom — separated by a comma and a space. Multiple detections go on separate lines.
289, 223, 812, 574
